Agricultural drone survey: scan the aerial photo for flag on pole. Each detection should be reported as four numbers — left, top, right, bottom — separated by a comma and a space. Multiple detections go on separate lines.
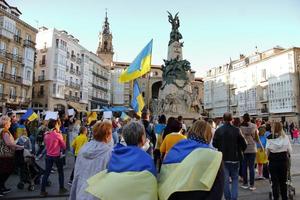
119, 39, 153, 83
20, 108, 38, 121
87, 112, 98, 125
131, 80, 145, 117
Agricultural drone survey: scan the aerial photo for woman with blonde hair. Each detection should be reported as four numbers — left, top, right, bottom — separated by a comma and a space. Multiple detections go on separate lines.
159, 120, 224, 200
70, 120, 113, 200
266, 122, 292, 200
0, 116, 24, 196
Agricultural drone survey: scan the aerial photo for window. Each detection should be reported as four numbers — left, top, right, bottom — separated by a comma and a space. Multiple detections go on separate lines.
76, 66, 79, 72
53, 83, 56, 95
0, 41, 6, 50
25, 34, 31, 41
12, 47, 18, 55
54, 68, 57, 78
41, 70, 45, 77
69, 91, 72, 96
0, 84, 3, 94
261, 69, 266, 81
75, 92, 78, 97
80, 91, 82, 99
16, 28, 21, 36
71, 63, 73, 70
11, 66, 16, 76
26, 70, 31, 80
22, 88, 26, 98
9, 87, 16, 98
40, 85, 44, 94
41, 55, 46, 64
0, 63, 4, 73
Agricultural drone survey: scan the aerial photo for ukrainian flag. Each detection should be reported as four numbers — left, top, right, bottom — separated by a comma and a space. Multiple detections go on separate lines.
119, 39, 153, 83
158, 139, 222, 200
86, 111, 97, 125
20, 108, 38, 122
86, 144, 158, 200
131, 80, 145, 117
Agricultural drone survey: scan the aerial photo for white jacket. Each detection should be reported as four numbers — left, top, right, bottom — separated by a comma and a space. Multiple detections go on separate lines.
266, 135, 292, 154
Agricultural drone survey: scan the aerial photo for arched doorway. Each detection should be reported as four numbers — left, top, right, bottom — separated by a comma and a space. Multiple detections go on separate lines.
151, 81, 162, 100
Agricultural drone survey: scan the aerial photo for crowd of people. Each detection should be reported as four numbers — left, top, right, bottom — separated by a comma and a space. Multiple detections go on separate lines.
0, 109, 295, 200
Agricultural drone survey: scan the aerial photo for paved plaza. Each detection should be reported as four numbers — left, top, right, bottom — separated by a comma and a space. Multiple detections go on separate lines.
1, 142, 300, 200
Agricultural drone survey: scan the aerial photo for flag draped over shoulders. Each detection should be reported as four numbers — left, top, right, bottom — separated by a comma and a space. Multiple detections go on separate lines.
159, 139, 222, 200
86, 144, 157, 200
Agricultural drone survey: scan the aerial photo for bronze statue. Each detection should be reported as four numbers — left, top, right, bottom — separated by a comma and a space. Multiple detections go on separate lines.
167, 11, 183, 46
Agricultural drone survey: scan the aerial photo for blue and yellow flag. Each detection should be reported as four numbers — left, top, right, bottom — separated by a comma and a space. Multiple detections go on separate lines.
20, 108, 38, 122
131, 80, 145, 117
86, 144, 157, 200
158, 139, 222, 200
119, 39, 153, 83
86, 111, 97, 125
120, 112, 130, 120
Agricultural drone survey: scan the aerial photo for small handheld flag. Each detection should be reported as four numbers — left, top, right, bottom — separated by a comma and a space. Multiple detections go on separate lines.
131, 80, 145, 117
20, 109, 38, 121
119, 39, 153, 83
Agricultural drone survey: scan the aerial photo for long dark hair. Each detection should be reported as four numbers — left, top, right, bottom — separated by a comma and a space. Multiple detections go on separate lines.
240, 113, 250, 127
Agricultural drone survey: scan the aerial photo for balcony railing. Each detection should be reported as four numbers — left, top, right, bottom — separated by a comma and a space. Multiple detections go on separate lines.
76, 58, 81, 64
12, 54, 23, 63
37, 91, 44, 97
13, 35, 22, 44
65, 94, 80, 102
23, 39, 36, 49
0, 72, 22, 83
38, 75, 45, 81
67, 81, 80, 89
92, 71, 108, 81
261, 108, 269, 113
92, 83, 108, 92
39, 60, 46, 66
70, 68, 75, 74
91, 96, 108, 104
70, 55, 76, 62
0, 49, 7, 57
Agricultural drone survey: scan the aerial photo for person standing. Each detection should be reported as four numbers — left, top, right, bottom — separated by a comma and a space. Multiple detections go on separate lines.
0, 116, 24, 196
266, 122, 292, 200
240, 113, 262, 191
289, 122, 294, 140
40, 119, 67, 197
153, 114, 167, 172
292, 126, 300, 144
141, 109, 156, 155
213, 112, 247, 200
68, 126, 88, 185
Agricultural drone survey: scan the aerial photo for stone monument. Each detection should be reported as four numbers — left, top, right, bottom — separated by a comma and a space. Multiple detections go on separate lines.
155, 12, 201, 119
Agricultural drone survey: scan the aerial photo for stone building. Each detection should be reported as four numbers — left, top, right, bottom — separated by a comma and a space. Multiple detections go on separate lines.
0, 0, 37, 114
204, 46, 300, 124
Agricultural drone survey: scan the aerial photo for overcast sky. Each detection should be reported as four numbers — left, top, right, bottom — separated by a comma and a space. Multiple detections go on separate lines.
8, 0, 300, 76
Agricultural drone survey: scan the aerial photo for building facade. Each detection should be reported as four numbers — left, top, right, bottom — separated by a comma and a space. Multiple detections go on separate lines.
204, 46, 300, 124
33, 28, 92, 113
0, 0, 37, 114
88, 52, 111, 110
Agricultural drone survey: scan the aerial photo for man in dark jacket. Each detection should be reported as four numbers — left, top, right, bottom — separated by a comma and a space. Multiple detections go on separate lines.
140, 109, 156, 156
213, 112, 247, 200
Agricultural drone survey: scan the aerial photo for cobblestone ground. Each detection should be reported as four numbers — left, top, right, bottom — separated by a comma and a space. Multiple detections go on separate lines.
3, 143, 300, 200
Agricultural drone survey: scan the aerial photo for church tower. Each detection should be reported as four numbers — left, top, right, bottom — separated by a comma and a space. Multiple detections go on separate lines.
97, 11, 114, 67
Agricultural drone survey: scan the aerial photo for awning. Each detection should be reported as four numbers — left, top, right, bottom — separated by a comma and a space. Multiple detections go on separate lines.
67, 102, 87, 112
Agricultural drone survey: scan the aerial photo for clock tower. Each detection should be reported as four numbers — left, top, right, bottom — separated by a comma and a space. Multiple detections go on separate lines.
97, 11, 114, 67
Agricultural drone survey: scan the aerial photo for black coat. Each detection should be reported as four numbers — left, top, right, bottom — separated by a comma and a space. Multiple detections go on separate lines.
213, 123, 247, 162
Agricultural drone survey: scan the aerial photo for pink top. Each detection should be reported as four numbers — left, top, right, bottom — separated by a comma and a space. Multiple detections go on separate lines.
292, 129, 299, 138
44, 130, 66, 157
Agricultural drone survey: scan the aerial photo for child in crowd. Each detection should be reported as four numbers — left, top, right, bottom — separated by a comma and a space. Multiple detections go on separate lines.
256, 126, 268, 179
68, 126, 88, 185
292, 126, 300, 144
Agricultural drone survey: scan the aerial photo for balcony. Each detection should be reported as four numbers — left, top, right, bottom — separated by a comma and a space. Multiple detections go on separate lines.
92, 83, 108, 92
70, 68, 75, 74
76, 58, 82, 64
12, 54, 23, 63
13, 35, 22, 44
261, 108, 269, 113
37, 91, 45, 97
91, 96, 108, 104
23, 39, 36, 49
0, 93, 6, 101
259, 97, 268, 103
68, 81, 80, 89
70, 55, 76, 62
0, 49, 7, 57
8, 95, 17, 102
65, 94, 80, 102
92, 71, 108, 81
38, 75, 45, 81
0, 72, 22, 83
39, 60, 46, 66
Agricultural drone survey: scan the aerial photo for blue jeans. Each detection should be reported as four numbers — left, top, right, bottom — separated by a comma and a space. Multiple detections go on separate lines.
41, 156, 64, 192
224, 162, 239, 200
242, 153, 256, 186
29, 135, 36, 154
